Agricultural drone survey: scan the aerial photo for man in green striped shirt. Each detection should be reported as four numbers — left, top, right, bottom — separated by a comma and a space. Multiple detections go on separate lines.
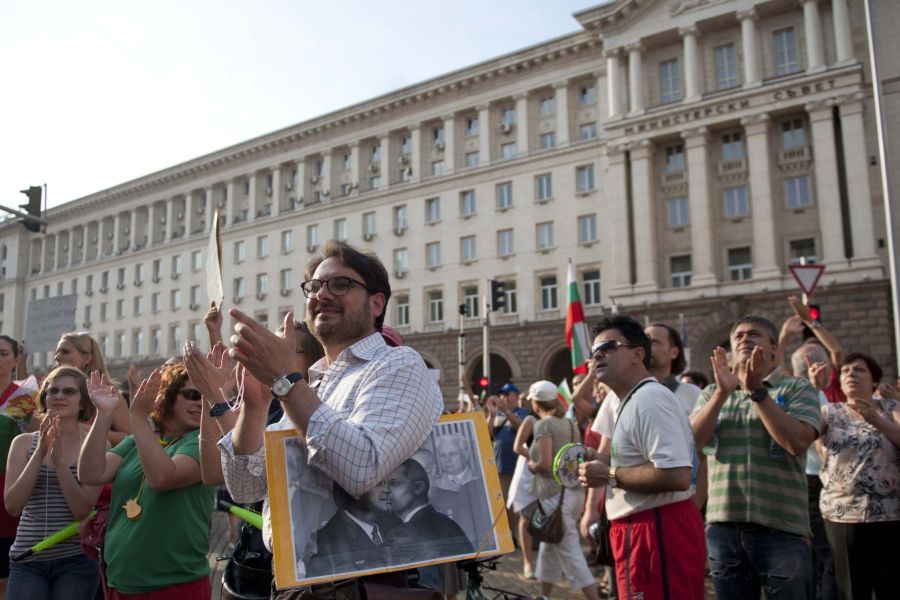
691, 315, 820, 599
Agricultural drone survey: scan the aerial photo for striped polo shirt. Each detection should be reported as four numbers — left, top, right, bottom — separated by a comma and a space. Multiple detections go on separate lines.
693, 368, 820, 536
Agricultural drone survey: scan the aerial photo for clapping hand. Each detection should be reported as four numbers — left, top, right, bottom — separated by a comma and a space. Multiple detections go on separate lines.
228, 309, 296, 384
130, 369, 163, 418
710, 346, 740, 395
805, 354, 831, 392
88, 371, 121, 416
183, 340, 232, 402
36, 415, 58, 462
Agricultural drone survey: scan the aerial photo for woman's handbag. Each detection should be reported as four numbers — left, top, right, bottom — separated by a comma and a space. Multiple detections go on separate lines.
526, 488, 566, 544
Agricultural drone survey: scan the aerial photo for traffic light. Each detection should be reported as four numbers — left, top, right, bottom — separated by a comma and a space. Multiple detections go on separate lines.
808, 305, 820, 322
459, 303, 468, 317
802, 304, 822, 341
489, 280, 505, 312
478, 376, 489, 390
19, 186, 43, 233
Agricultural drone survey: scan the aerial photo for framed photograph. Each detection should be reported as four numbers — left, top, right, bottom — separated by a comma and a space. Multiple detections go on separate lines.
265, 412, 513, 590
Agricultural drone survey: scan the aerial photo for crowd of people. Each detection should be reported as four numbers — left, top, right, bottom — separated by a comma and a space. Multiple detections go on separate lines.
0, 239, 895, 600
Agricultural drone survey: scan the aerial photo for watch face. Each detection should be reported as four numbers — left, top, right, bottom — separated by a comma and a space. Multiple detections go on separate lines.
272, 377, 291, 397
209, 403, 229, 417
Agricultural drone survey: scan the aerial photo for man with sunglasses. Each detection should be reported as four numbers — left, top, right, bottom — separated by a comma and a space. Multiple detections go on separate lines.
577, 316, 705, 600
691, 316, 820, 599
218, 240, 443, 596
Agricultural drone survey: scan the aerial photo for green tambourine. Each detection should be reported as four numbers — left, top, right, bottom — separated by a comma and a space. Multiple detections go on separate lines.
553, 442, 586, 488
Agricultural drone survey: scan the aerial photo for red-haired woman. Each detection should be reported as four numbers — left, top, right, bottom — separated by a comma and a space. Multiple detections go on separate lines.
78, 366, 215, 599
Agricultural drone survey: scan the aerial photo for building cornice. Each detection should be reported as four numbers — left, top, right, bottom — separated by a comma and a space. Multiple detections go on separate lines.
48, 30, 602, 221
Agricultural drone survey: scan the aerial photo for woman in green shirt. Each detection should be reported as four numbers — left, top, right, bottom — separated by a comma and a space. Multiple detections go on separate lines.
78, 364, 215, 599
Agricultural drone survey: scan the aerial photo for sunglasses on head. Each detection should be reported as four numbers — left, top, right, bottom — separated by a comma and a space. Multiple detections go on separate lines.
179, 389, 202, 402
591, 339, 639, 358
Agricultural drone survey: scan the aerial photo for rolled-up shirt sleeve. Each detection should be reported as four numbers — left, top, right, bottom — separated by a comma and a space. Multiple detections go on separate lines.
305, 347, 443, 497
218, 432, 269, 504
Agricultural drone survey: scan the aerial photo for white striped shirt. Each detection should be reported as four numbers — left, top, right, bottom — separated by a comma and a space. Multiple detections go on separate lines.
219, 332, 443, 550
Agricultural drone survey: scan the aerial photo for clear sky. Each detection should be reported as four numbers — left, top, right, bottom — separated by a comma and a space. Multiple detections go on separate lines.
2, 0, 597, 211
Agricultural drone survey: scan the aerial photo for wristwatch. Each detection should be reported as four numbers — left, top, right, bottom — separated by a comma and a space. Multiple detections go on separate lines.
209, 403, 230, 417
608, 466, 619, 489
749, 386, 769, 403
272, 372, 303, 398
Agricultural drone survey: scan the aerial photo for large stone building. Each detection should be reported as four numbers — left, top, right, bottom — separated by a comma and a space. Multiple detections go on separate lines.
1, 0, 897, 402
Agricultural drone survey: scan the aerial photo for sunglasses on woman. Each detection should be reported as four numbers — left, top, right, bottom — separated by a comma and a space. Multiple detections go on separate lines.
179, 389, 202, 402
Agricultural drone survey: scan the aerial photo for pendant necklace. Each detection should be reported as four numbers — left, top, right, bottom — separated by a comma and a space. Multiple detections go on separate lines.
124, 435, 180, 521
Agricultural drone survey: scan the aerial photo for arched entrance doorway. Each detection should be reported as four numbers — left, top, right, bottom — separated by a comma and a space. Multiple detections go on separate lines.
545, 347, 573, 388
466, 353, 513, 395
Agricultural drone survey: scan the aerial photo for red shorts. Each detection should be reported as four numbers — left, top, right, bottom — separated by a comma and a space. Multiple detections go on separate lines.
610, 498, 706, 600
108, 576, 211, 600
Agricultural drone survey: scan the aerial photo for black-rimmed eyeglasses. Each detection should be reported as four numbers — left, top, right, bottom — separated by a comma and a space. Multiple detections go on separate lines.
300, 276, 371, 298
591, 339, 639, 359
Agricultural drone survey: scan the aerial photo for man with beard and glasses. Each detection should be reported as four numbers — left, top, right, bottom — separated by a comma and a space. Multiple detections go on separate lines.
218, 240, 443, 597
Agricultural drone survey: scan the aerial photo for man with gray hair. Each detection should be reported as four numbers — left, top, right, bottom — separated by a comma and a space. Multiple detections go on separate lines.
691, 315, 821, 599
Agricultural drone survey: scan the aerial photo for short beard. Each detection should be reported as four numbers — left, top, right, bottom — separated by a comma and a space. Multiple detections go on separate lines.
309, 300, 373, 347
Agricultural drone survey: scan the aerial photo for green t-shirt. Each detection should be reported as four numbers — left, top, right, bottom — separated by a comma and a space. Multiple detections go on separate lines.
692, 369, 820, 536
0, 415, 21, 475
104, 430, 216, 594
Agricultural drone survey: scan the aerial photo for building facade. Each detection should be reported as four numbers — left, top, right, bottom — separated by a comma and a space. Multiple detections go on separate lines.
1, 0, 896, 402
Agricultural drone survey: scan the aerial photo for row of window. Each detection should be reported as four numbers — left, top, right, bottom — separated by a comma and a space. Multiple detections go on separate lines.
394, 270, 604, 326
669, 238, 817, 288
656, 27, 800, 106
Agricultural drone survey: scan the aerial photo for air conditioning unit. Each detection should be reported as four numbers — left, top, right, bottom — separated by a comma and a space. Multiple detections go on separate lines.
197, 206, 205, 215
394, 226, 407, 236
306, 244, 318, 253
499, 122, 513, 134
116, 283, 125, 290
107, 231, 114, 239
152, 275, 161, 283
265, 187, 273, 196
402, 167, 413, 178
310, 175, 320, 184
394, 269, 407, 279
256, 292, 267, 301
363, 233, 375, 241
82, 321, 91, 328
160, 215, 167, 224
171, 273, 180, 281
85, 290, 93, 297
77, 240, 84, 248
91, 236, 98, 243
189, 303, 199, 311
349, 182, 358, 190
124, 226, 130, 235
398, 155, 409, 165
435, 142, 445, 151
232, 296, 243, 305
321, 189, 330, 197
280, 289, 291, 297
285, 182, 294, 191
368, 163, 380, 173
134, 280, 142, 287
177, 212, 184, 220
99, 287, 108, 294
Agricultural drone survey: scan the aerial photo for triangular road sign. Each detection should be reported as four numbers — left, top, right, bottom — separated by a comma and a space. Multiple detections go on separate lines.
788, 264, 826, 297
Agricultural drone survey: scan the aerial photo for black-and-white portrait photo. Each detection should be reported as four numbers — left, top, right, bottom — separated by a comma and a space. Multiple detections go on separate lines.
269, 414, 509, 588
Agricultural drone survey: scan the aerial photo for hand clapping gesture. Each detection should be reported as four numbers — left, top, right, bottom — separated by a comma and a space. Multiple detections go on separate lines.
228, 310, 297, 384
36, 415, 58, 464
88, 371, 121, 416
710, 346, 740, 395
183, 341, 233, 403
129, 369, 163, 418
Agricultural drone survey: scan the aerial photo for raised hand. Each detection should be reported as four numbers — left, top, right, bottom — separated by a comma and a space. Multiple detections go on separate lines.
36, 415, 58, 460
183, 340, 232, 402
49, 417, 66, 468
805, 354, 831, 391
780, 315, 805, 339
205, 301, 223, 334
130, 369, 163, 418
877, 380, 899, 401
126, 364, 143, 395
88, 371, 121, 415
238, 365, 271, 411
788, 295, 813, 322
710, 346, 739, 395
228, 309, 297, 384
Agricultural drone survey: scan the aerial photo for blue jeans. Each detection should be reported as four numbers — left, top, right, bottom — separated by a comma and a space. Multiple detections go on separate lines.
707, 522, 813, 600
7, 553, 99, 600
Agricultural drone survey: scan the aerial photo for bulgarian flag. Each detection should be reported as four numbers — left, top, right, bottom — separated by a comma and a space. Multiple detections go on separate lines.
557, 379, 572, 410
565, 260, 591, 375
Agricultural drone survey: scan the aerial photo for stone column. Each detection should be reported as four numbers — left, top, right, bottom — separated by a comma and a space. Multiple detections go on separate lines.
478, 104, 491, 166
631, 140, 658, 292
204, 187, 214, 227
442, 114, 456, 174
165, 198, 174, 240
130, 209, 139, 250
379, 134, 392, 186
320, 153, 332, 199
225, 181, 235, 226
514, 93, 530, 155
742, 113, 781, 279
64, 230, 73, 267
627, 42, 645, 115
247, 173, 258, 222
148, 205, 159, 246
97, 218, 107, 257
409, 125, 421, 182
739, 9, 761, 87
607, 144, 633, 292
113, 213, 122, 254
681, 26, 701, 102
838, 99, 879, 262
185, 192, 196, 235
554, 82, 570, 146
348, 143, 360, 197
832, 0, 853, 65
802, 0, 825, 72
270, 169, 282, 215
605, 48, 623, 119
683, 127, 717, 285
807, 102, 847, 268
